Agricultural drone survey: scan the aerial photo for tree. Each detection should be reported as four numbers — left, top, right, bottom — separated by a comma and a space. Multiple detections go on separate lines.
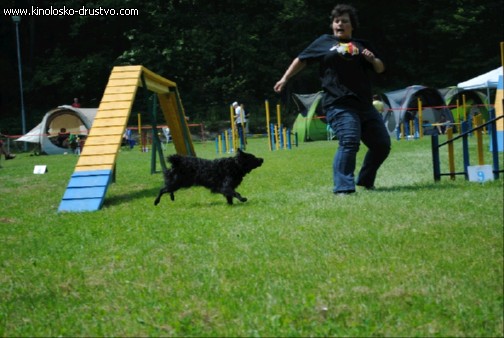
0, 0, 502, 135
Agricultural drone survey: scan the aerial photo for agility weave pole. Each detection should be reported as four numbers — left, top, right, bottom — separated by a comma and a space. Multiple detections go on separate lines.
264, 100, 295, 151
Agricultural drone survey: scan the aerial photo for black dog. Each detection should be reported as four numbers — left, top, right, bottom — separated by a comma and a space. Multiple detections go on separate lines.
154, 149, 263, 205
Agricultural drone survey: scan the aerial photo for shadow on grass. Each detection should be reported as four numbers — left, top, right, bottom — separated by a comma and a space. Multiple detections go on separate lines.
105, 187, 251, 208
372, 182, 463, 193
105, 187, 160, 207
104, 182, 464, 208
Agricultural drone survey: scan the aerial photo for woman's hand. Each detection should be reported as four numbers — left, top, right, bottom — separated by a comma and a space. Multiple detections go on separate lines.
273, 58, 306, 93
362, 49, 385, 73
274, 78, 287, 93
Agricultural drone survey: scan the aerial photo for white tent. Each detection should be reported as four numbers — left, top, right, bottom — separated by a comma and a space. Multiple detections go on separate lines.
458, 67, 503, 152
457, 66, 502, 111
457, 66, 502, 90
16, 105, 97, 154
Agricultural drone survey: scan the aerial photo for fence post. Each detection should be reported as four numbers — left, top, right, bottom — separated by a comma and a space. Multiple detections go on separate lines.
265, 100, 272, 151
447, 127, 456, 180
488, 109, 500, 179
475, 115, 484, 165
418, 98, 423, 138
461, 120, 470, 180
431, 134, 441, 181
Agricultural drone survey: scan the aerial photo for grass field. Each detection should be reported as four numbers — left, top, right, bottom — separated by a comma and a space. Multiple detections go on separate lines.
1, 135, 503, 337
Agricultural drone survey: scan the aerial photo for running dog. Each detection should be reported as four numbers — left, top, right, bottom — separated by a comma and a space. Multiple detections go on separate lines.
154, 149, 263, 205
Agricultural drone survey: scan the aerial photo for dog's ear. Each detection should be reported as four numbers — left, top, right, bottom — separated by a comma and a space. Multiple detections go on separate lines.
237, 148, 243, 154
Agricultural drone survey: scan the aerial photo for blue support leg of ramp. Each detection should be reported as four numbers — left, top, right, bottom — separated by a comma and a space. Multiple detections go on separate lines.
58, 170, 113, 212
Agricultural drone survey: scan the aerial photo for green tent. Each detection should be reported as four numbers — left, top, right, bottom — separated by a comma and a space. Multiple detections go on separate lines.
292, 92, 328, 141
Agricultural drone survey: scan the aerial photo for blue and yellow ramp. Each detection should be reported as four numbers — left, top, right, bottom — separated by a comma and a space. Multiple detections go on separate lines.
58, 65, 194, 212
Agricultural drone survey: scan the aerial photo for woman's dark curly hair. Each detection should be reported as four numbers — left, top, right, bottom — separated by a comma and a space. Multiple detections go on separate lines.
330, 4, 360, 30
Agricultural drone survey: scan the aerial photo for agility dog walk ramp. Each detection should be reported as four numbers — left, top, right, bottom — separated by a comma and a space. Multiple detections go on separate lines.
58, 65, 195, 212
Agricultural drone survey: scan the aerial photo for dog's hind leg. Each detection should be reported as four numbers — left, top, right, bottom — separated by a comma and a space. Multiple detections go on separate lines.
233, 191, 247, 203
155, 171, 179, 205
154, 187, 168, 205
225, 195, 234, 205
223, 191, 247, 205
154, 186, 177, 205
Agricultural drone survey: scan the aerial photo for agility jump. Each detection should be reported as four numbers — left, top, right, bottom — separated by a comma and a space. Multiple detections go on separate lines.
58, 65, 194, 212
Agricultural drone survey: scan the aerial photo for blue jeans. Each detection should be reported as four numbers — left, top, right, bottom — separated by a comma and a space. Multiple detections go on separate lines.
326, 105, 391, 193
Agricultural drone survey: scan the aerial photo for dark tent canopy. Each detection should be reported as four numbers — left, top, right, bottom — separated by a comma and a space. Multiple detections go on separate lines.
381, 85, 454, 135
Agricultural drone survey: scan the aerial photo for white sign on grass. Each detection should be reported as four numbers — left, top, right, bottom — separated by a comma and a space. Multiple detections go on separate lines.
467, 165, 493, 182
33, 165, 47, 174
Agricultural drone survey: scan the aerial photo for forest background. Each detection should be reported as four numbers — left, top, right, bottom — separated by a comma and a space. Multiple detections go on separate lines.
1, 0, 503, 135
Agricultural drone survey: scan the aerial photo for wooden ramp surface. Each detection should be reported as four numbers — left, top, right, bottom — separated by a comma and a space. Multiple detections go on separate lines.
58, 66, 141, 212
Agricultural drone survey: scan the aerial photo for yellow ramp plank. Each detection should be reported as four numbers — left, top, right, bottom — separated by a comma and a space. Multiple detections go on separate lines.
111, 66, 142, 74
90, 127, 125, 137
83, 135, 123, 146
80, 144, 120, 155
76, 154, 117, 166
74, 164, 114, 172
98, 101, 134, 110
103, 85, 137, 95
79, 149, 118, 157
106, 78, 142, 88
92, 109, 131, 118
101, 93, 138, 102
114, 65, 142, 72
91, 118, 130, 128
109, 71, 143, 80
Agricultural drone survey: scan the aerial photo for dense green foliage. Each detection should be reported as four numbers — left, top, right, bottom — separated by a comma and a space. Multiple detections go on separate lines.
1, 136, 503, 336
1, 0, 503, 133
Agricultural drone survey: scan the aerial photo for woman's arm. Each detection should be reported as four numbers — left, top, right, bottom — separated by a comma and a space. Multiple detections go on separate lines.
274, 58, 307, 93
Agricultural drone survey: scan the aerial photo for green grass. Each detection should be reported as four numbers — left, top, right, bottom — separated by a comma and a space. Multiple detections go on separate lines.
1, 136, 503, 337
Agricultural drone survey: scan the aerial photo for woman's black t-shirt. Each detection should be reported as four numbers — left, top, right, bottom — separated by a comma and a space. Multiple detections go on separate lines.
298, 34, 381, 112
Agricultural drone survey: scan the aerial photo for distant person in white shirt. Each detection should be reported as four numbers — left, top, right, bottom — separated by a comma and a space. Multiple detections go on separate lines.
233, 101, 247, 132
